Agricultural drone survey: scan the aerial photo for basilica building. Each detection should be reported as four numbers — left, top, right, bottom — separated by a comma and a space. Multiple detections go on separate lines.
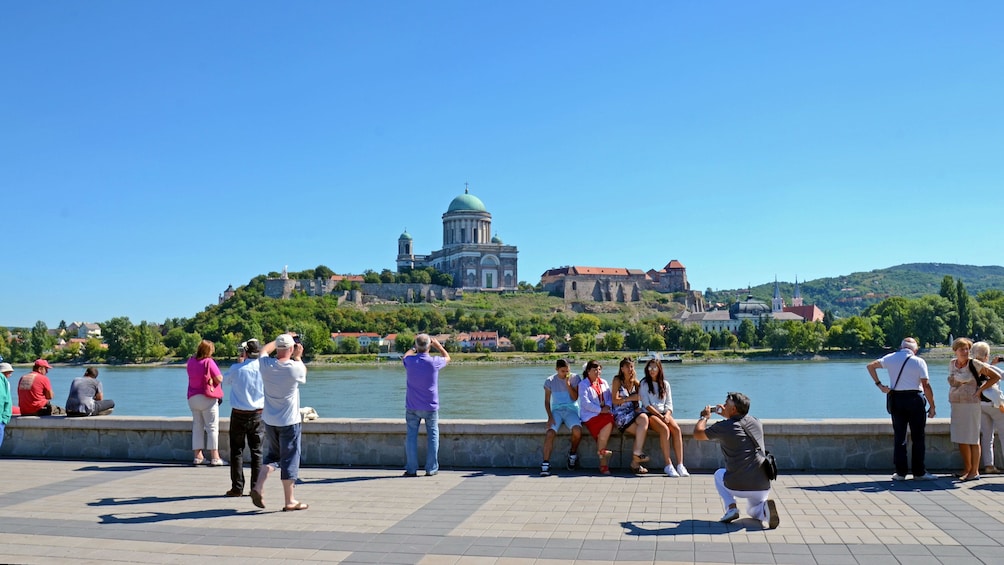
396, 188, 519, 291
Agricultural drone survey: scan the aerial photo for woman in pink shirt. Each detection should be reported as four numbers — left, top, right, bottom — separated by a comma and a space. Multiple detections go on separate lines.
187, 340, 224, 466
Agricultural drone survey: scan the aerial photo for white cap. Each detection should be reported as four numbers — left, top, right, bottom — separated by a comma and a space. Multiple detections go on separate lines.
275, 334, 295, 349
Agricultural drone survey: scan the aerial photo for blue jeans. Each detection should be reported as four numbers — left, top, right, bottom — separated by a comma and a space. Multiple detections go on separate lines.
405, 409, 439, 475
263, 423, 301, 481
0, 421, 5, 450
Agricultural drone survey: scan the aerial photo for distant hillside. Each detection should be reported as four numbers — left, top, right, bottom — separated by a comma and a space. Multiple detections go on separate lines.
706, 263, 1004, 318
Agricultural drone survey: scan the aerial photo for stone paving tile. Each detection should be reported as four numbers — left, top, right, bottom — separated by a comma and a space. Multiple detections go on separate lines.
3, 460, 1004, 563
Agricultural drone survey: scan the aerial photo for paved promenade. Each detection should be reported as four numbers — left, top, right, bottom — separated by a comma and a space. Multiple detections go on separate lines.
1, 458, 1003, 564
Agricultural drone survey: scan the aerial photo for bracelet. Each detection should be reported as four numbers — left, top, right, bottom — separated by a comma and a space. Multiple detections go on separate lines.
874, 382, 883, 387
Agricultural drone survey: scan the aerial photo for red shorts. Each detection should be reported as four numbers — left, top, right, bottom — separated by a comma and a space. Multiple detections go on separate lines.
584, 412, 614, 438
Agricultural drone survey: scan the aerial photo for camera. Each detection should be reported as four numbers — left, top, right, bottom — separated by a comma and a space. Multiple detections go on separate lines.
293, 335, 302, 344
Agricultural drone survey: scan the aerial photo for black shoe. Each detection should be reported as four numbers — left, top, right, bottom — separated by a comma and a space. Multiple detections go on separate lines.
402, 471, 418, 477
567, 453, 579, 470
225, 489, 243, 497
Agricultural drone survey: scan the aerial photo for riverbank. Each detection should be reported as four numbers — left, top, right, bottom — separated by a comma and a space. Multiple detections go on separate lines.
11, 346, 965, 368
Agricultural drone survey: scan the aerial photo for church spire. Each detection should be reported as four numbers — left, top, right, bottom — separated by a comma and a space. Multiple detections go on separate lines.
772, 277, 784, 313
792, 276, 803, 307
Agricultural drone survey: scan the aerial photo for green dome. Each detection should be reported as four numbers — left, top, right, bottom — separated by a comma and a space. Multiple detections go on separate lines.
447, 191, 487, 213
399, 230, 412, 240
491, 234, 503, 244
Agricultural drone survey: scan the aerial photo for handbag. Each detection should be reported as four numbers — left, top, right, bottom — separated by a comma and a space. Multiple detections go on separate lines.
202, 361, 224, 400
886, 353, 913, 414
739, 417, 777, 480
969, 360, 1004, 408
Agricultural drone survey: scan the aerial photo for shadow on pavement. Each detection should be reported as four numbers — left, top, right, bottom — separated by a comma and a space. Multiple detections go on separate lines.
797, 478, 957, 493
621, 519, 765, 536
89, 495, 223, 506
99, 508, 260, 524
75, 464, 163, 473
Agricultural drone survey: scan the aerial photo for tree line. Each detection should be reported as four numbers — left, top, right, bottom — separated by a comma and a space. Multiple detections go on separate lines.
3, 275, 1000, 364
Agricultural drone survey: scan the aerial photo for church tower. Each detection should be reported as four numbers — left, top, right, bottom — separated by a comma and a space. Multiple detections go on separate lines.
772, 277, 785, 313
396, 229, 414, 270
792, 277, 804, 307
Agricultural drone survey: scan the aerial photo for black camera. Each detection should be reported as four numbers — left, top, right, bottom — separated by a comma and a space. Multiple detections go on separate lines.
293, 335, 302, 344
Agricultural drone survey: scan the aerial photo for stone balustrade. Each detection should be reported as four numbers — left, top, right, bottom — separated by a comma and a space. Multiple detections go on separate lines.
1, 417, 975, 471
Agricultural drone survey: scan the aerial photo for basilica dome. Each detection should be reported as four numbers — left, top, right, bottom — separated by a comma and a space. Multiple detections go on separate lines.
447, 191, 488, 213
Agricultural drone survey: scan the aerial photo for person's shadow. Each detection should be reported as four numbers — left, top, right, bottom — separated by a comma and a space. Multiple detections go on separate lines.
89, 495, 221, 506
99, 508, 260, 524
621, 518, 767, 536
797, 477, 957, 493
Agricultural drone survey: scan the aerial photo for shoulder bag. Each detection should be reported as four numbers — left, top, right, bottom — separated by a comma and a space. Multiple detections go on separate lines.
886, 354, 912, 414
739, 417, 777, 480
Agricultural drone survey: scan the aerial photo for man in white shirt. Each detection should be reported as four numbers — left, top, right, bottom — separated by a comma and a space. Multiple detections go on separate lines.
223, 339, 265, 497
251, 334, 308, 511
867, 337, 937, 481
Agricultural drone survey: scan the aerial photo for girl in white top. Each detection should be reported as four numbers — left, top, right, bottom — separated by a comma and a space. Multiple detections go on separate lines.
640, 359, 688, 477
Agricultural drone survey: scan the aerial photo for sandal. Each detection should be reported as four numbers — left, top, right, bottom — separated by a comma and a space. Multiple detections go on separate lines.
193, 458, 204, 466
632, 453, 650, 466
599, 465, 611, 476
631, 465, 649, 475
282, 502, 309, 511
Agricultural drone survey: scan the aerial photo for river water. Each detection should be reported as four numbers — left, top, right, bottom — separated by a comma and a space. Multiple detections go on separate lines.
20, 359, 955, 420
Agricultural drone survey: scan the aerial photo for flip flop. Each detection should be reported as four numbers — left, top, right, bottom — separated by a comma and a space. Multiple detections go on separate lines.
282, 502, 309, 511
251, 489, 265, 509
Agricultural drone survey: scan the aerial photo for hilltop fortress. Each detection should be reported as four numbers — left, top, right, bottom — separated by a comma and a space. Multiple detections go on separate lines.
260, 188, 700, 307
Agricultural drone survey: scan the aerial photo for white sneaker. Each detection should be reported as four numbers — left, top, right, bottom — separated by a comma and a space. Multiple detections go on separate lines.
891, 473, 907, 481
664, 464, 680, 477
719, 507, 740, 523
913, 472, 939, 481
675, 463, 690, 477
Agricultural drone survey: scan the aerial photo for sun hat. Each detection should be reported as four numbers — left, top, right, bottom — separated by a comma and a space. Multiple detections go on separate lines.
0, 362, 13, 373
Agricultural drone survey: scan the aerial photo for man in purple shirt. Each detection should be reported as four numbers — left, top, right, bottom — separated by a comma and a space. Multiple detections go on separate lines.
402, 333, 451, 477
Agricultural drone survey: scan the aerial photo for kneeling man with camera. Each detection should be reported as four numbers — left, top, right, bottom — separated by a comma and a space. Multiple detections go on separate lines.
694, 391, 779, 529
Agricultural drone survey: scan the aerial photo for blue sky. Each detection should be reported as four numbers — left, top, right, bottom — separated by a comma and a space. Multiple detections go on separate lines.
2, 2, 1003, 329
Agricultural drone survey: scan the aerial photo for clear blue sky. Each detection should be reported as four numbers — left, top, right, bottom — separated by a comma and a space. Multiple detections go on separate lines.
3, 2, 1003, 329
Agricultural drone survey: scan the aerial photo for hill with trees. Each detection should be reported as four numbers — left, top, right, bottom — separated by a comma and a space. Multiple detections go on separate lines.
705, 263, 1004, 317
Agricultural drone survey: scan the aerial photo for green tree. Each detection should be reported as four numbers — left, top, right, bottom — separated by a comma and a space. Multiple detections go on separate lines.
83, 337, 105, 362
680, 324, 709, 352
737, 319, 756, 348
363, 270, 381, 283
380, 269, 396, 283
543, 338, 557, 353
396, 333, 415, 353
602, 332, 625, 352
339, 337, 361, 354
569, 333, 594, 352
911, 295, 953, 347
940, 275, 957, 303
313, 265, 335, 280
957, 280, 973, 338
522, 338, 538, 352
178, 332, 203, 359
569, 314, 601, 336
30, 320, 51, 359
864, 297, 912, 348
103, 317, 137, 362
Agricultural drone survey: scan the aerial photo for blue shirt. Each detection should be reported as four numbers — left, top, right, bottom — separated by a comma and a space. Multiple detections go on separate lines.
403, 353, 448, 411
224, 358, 265, 411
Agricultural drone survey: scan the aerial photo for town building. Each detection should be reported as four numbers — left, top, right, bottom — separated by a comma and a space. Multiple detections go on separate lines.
397, 187, 519, 291
681, 278, 816, 333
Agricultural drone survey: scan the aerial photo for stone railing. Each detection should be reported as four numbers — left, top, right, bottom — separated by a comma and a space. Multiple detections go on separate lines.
1, 417, 974, 471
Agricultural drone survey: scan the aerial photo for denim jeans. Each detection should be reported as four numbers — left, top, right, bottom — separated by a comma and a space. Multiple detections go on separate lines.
405, 409, 439, 475
263, 422, 301, 481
